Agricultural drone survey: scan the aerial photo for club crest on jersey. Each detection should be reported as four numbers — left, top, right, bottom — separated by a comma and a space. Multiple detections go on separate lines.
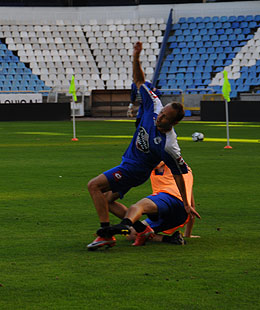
112, 171, 122, 182
153, 136, 162, 144
177, 156, 185, 165
136, 126, 149, 153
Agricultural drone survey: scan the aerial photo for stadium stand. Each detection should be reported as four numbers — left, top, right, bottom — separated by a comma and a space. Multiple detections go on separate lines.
0, 3, 259, 105
0, 18, 165, 94
157, 14, 260, 98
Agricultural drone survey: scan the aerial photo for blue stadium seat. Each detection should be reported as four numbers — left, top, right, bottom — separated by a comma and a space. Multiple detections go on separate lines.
197, 22, 205, 30
206, 22, 214, 29
187, 67, 195, 72
231, 22, 239, 28
178, 67, 186, 73
228, 34, 236, 41
202, 73, 211, 79
180, 60, 188, 67
208, 28, 216, 35
212, 16, 219, 22
171, 60, 180, 66
175, 29, 182, 36
245, 15, 253, 22
183, 29, 191, 36
189, 47, 197, 54
219, 34, 228, 41
211, 35, 218, 41
185, 73, 193, 80
172, 23, 180, 30
178, 42, 187, 48
203, 17, 211, 23
237, 15, 245, 22
194, 35, 202, 42
215, 46, 224, 53
185, 35, 193, 42
169, 43, 178, 49
169, 35, 177, 42
189, 23, 197, 30
191, 29, 199, 36
234, 28, 242, 35
180, 23, 189, 30
176, 35, 184, 42
187, 41, 195, 48
198, 47, 206, 54
197, 60, 205, 66
205, 41, 213, 48
225, 28, 233, 35
242, 28, 250, 35
199, 28, 207, 36
182, 47, 189, 54
195, 17, 203, 23
187, 17, 195, 23
166, 54, 174, 60
220, 16, 228, 22
212, 41, 221, 47
240, 22, 248, 28
191, 54, 200, 61
169, 67, 178, 73
176, 73, 185, 80
223, 22, 231, 29
248, 21, 257, 28
217, 28, 224, 35
183, 54, 191, 61
172, 48, 181, 54
255, 15, 260, 22
179, 17, 186, 23
188, 60, 197, 66
204, 66, 212, 72
158, 79, 167, 87
161, 67, 168, 74
228, 16, 237, 22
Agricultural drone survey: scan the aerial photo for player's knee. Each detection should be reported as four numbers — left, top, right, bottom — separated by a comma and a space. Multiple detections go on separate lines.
87, 178, 98, 194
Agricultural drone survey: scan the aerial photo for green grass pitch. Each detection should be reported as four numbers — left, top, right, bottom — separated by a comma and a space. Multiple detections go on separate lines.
0, 119, 259, 310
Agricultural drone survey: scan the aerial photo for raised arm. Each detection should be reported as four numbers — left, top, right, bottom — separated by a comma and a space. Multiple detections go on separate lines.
133, 42, 145, 89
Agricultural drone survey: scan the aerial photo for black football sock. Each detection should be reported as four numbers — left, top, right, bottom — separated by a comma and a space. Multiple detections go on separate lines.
100, 222, 110, 228
133, 220, 147, 233
162, 235, 172, 243
120, 218, 133, 227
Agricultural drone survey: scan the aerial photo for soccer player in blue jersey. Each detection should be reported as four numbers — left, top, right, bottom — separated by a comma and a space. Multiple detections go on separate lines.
87, 42, 198, 249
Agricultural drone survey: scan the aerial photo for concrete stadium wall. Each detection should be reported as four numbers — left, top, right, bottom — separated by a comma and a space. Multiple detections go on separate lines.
0, 1, 259, 24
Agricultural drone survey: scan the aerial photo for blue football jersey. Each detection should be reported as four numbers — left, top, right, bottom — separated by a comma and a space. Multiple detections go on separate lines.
122, 82, 187, 175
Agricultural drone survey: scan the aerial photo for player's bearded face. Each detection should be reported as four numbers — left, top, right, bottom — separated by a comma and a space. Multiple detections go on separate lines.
156, 105, 177, 132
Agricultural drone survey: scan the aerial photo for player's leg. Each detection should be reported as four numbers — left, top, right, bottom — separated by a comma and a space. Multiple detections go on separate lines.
105, 191, 128, 219
125, 198, 158, 223
100, 198, 157, 242
87, 173, 111, 223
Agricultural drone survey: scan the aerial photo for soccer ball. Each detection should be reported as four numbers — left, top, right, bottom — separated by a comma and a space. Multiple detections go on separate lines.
192, 132, 204, 142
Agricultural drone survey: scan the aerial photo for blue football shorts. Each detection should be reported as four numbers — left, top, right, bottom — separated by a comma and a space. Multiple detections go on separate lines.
144, 192, 188, 233
103, 161, 151, 199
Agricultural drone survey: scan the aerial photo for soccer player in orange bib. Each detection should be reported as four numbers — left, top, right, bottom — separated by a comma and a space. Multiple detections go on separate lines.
127, 161, 200, 246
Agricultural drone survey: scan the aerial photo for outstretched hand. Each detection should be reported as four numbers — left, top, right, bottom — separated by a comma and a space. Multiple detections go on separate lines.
133, 41, 142, 58
184, 205, 201, 219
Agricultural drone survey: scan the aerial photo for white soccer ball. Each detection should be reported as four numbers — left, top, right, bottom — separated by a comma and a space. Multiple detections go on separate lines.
192, 132, 204, 142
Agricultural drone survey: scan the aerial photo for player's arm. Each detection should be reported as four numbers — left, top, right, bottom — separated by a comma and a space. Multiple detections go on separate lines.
184, 190, 201, 237
173, 174, 201, 219
133, 42, 145, 90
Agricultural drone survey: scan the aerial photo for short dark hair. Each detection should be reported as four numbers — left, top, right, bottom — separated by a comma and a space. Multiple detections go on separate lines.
170, 101, 185, 122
